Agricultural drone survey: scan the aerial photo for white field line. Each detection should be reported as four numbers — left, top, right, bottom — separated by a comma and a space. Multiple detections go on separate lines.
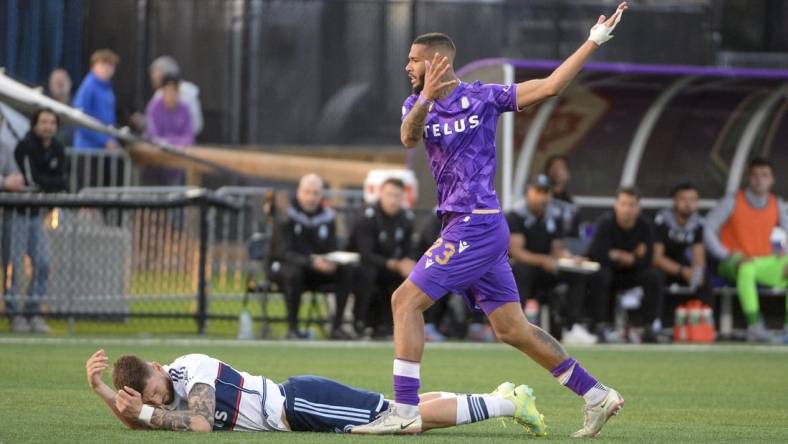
0, 336, 787, 353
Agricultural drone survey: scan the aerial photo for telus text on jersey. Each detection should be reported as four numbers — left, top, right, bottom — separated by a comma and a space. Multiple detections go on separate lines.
423, 115, 480, 139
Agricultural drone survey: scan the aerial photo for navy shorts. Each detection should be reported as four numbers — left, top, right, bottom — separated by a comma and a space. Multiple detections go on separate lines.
280, 375, 388, 433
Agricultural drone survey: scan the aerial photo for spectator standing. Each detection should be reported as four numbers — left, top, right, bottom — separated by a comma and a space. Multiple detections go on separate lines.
72, 49, 120, 151
47, 68, 74, 146
1, 129, 25, 332
143, 75, 193, 185
149, 56, 203, 136
7, 109, 67, 334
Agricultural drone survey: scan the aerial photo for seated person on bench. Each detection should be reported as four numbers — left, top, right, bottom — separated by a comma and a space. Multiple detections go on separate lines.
704, 158, 788, 342
653, 182, 712, 306
270, 174, 354, 339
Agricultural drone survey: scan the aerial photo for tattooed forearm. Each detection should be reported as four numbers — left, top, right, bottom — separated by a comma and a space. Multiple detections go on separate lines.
532, 325, 569, 359
401, 102, 430, 147
149, 383, 215, 432
150, 409, 194, 431
187, 384, 215, 427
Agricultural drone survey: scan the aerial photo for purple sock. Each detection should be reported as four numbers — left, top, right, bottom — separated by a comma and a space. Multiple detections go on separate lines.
393, 375, 421, 406
551, 358, 597, 396
393, 359, 420, 407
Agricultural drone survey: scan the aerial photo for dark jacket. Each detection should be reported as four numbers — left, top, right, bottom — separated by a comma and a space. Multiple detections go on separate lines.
14, 131, 67, 193
587, 212, 655, 271
351, 203, 415, 269
271, 199, 338, 268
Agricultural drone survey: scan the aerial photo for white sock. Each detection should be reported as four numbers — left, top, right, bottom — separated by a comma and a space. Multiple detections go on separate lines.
455, 397, 472, 425
481, 395, 515, 417
453, 394, 513, 425
583, 382, 609, 406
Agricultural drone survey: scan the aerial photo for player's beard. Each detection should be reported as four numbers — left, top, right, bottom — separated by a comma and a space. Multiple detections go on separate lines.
412, 73, 425, 94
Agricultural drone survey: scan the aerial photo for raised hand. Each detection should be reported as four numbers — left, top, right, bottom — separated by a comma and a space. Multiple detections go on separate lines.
86, 349, 109, 390
588, 1, 628, 46
421, 52, 458, 100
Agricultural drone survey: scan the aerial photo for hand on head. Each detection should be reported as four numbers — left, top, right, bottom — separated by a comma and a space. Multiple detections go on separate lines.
421, 53, 459, 100
115, 385, 144, 419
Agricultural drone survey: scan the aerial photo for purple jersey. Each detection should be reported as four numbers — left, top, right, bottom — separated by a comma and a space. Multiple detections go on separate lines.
402, 81, 519, 215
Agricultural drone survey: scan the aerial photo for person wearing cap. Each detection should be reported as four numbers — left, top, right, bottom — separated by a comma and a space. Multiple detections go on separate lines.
586, 186, 664, 343
506, 174, 596, 345
148, 56, 203, 136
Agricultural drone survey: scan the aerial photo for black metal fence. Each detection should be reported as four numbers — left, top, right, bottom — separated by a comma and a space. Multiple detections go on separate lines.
0, 188, 267, 335
78, 0, 723, 146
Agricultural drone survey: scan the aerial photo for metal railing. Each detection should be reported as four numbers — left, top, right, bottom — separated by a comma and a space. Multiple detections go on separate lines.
66, 148, 133, 192
0, 189, 241, 334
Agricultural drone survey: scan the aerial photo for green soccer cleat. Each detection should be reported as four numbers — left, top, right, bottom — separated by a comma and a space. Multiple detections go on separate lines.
570, 388, 624, 438
489, 381, 516, 397
504, 384, 547, 437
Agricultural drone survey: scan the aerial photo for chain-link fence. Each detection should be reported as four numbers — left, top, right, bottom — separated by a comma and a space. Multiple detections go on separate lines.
0, 188, 265, 336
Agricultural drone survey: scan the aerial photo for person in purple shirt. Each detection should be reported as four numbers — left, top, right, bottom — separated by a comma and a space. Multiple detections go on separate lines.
143, 75, 194, 185
352, 2, 629, 438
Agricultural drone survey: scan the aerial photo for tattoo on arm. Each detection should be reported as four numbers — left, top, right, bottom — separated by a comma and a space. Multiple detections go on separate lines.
401, 102, 430, 145
532, 325, 569, 359
149, 383, 215, 432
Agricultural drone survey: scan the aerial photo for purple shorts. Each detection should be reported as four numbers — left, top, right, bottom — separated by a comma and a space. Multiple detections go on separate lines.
409, 212, 519, 315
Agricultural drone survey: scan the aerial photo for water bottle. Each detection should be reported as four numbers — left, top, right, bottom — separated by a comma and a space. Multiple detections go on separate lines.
237, 308, 254, 340
674, 305, 687, 343
771, 227, 787, 254
687, 301, 701, 342
699, 305, 716, 343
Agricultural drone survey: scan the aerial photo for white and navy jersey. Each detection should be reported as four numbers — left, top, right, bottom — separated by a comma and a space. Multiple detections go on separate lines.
162, 354, 287, 432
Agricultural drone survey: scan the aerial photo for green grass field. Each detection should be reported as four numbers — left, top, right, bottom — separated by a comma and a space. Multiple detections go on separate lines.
1, 338, 786, 444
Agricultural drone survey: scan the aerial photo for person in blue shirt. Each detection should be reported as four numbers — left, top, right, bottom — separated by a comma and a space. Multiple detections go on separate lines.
72, 49, 120, 151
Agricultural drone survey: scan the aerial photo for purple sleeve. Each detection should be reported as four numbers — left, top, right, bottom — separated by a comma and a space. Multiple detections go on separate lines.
400, 95, 418, 122
171, 105, 195, 146
483, 83, 519, 114
144, 100, 158, 140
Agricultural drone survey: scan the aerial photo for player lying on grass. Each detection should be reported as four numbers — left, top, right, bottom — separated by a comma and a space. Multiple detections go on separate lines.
85, 349, 547, 435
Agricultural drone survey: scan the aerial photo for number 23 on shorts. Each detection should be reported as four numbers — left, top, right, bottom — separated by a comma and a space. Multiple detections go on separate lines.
424, 237, 456, 265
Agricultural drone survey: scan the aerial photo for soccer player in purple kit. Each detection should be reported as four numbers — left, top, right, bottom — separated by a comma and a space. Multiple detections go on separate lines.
352, 2, 629, 438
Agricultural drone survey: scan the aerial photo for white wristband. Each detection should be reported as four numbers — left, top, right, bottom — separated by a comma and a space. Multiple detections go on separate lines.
138, 405, 155, 425
588, 7, 624, 46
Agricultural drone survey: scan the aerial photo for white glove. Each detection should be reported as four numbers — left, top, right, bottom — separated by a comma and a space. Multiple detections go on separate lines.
588, 3, 626, 46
